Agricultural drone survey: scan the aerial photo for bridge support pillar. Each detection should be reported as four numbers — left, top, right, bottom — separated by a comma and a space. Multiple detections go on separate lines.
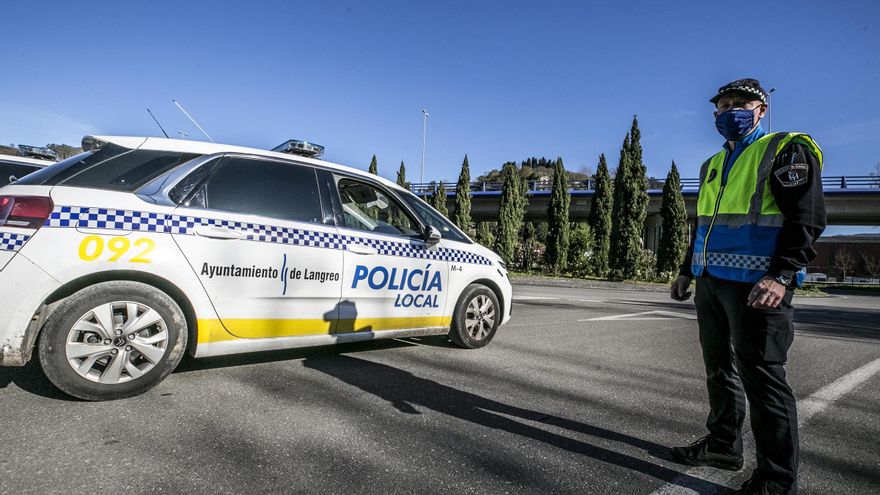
644, 214, 661, 253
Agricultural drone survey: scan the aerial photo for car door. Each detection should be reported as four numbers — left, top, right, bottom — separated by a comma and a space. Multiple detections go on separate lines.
170, 155, 344, 338
328, 173, 450, 334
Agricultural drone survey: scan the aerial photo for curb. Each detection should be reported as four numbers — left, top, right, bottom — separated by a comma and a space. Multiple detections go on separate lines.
509, 275, 669, 292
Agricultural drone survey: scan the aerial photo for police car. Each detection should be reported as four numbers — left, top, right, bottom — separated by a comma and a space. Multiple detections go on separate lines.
0, 136, 512, 400
0, 146, 57, 187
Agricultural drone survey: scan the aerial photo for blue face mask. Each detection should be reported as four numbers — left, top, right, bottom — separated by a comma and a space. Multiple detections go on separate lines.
714, 109, 755, 141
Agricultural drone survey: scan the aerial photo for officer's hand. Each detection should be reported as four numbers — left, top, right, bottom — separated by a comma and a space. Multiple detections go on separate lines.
670, 275, 692, 301
748, 277, 786, 309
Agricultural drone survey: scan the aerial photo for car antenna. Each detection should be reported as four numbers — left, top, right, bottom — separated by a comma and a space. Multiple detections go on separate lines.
172, 99, 215, 142
146, 108, 170, 138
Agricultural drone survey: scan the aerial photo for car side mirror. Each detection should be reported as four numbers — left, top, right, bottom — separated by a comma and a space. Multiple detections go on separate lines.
423, 225, 441, 245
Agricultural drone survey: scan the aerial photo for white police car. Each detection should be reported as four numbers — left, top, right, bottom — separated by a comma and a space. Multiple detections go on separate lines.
0, 136, 511, 400
0, 153, 55, 187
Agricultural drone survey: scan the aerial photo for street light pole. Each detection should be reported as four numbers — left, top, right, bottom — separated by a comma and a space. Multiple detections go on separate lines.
420, 108, 429, 188
767, 87, 777, 132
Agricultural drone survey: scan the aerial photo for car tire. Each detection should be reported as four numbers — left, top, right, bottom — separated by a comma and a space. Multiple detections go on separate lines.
448, 284, 500, 349
38, 281, 188, 401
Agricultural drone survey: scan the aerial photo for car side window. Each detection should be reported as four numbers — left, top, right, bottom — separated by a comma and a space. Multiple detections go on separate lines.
189, 157, 324, 224
400, 191, 471, 244
336, 178, 418, 237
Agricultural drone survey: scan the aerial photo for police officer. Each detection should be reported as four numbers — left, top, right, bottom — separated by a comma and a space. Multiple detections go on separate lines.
668, 78, 826, 495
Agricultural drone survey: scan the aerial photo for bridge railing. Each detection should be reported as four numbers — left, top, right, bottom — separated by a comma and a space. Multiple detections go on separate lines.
409, 175, 878, 195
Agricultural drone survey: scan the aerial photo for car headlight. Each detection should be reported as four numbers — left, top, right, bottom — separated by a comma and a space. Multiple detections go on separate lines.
496, 259, 507, 271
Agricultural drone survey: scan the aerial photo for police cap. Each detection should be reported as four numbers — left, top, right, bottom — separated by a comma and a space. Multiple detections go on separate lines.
710, 78, 769, 105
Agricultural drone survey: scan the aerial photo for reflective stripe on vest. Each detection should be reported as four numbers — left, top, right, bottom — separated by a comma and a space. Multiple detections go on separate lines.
691, 132, 823, 285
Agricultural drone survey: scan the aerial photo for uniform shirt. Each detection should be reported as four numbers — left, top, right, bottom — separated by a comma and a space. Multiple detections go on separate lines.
679, 129, 827, 282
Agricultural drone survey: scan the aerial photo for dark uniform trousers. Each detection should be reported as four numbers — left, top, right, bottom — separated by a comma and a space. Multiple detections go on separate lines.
695, 275, 799, 490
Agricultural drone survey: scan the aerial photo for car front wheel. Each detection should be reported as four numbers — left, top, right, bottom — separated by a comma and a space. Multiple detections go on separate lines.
449, 284, 500, 349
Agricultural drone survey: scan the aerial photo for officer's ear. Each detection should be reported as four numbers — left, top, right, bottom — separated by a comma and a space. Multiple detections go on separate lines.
755, 103, 768, 121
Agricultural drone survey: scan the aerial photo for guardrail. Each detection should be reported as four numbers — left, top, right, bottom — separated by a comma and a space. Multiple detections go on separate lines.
409, 175, 879, 195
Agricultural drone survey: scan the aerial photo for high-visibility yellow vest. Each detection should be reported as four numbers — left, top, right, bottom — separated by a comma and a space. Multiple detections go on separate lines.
692, 132, 823, 285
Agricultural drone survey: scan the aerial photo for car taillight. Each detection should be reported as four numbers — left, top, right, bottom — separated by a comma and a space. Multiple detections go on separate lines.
0, 195, 54, 229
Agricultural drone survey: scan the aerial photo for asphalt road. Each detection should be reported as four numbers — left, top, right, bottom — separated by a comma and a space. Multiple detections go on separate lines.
1, 284, 878, 495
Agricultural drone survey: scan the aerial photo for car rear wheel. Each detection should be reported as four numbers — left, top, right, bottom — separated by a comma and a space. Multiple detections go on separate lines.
38, 281, 187, 401
449, 284, 500, 349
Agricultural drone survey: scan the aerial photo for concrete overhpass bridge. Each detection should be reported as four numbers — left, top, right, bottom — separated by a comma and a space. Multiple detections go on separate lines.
415, 175, 879, 251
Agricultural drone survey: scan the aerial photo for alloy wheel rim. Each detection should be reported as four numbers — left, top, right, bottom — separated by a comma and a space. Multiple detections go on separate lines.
65, 301, 169, 384
465, 295, 496, 341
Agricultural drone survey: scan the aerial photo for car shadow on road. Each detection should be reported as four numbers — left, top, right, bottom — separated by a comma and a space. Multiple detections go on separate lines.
302, 353, 732, 494
0, 336, 421, 401
0, 357, 72, 400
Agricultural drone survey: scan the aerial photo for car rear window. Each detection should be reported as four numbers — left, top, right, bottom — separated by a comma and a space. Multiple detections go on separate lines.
14, 145, 125, 186
0, 161, 44, 186
187, 156, 325, 224
15, 144, 199, 192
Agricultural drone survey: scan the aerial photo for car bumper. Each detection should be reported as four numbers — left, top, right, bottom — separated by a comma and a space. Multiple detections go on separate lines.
0, 253, 59, 366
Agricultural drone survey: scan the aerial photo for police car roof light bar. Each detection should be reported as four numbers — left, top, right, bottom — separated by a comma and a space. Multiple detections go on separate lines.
17, 145, 58, 161
81, 136, 108, 152
271, 139, 325, 158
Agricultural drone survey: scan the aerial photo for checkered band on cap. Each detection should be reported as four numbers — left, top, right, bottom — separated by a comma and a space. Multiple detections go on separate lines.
724, 85, 767, 103
43, 205, 492, 266
710, 78, 768, 104
0, 232, 31, 252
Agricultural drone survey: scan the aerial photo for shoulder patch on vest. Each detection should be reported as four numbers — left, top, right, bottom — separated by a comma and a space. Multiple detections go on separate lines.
774, 163, 809, 187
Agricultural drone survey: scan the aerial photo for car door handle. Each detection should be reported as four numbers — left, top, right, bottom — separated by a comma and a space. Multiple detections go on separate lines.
347, 244, 377, 255
194, 226, 242, 240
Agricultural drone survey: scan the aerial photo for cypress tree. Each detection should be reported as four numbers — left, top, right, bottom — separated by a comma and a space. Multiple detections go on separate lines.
545, 157, 570, 273
656, 161, 688, 277
432, 181, 449, 217
368, 155, 378, 175
391, 161, 411, 227
396, 161, 410, 190
588, 154, 613, 277
629, 115, 643, 171
452, 155, 473, 233
628, 116, 651, 278
609, 117, 650, 280
475, 222, 495, 247
609, 135, 632, 279
521, 222, 537, 270
495, 162, 526, 266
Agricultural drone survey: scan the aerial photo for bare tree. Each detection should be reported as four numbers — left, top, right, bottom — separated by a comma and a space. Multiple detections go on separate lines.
872, 161, 880, 187
832, 247, 855, 281
860, 252, 880, 281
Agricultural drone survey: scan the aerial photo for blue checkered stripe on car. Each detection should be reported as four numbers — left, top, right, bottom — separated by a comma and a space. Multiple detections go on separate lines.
337, 234, 490, 265
0, 232, 31, 252
46, 206, 165, 232
695, 252, 771, 271
44, 206, 492, 265
167, 215, 347, 250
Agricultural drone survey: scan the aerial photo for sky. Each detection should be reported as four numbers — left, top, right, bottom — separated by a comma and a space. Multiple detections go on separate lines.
3, 1, 878, 231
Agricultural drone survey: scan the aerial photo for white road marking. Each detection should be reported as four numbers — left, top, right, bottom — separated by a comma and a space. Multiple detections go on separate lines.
797, 356, 880, 426
513, 295, 603, 303
648, 356, 880, 495
579, 310, 697, 322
